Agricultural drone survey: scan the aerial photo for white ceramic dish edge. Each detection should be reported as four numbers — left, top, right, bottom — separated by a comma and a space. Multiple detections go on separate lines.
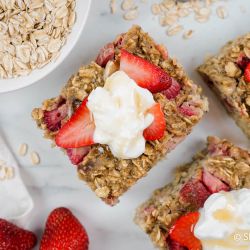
0, 0, 92, 94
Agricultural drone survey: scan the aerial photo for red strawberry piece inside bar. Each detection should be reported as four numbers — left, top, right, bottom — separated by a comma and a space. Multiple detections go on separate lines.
95, 43, 115, 67
66, 147, 91, 165
44, 103, 68, 132
161, 79, 181, 100
237, 54, 250, 70
179, 102, 198, 117
202, 169, 230, 193
207, 142, 229, 157
180, 180, 211, 209
120, 49, 173, 93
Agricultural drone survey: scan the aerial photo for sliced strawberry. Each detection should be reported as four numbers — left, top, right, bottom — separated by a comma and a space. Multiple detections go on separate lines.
120, 49, 172, 93
66, 147, 91, 165
167, 237, 188, 250
180, 180, 211, 209
55, 98, 95, 148
202, 169, 230, 193
244, 63, 250, 82
44, 103, 68, 132
169, 212, 201, 250
96, 43, 115, 67
143, 103, 166, 141
161, 79, 181, 99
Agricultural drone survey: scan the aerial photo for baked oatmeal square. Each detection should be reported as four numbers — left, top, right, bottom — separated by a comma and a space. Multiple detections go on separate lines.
32, 26, 208, 205
135, 136, 250, 249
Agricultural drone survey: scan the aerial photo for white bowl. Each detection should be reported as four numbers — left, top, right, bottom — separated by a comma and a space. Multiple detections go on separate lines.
0, 0, 91, 93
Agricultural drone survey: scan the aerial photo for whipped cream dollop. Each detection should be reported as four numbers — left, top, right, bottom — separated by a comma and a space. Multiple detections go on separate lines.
194, 189, 250, 250
87, 71, 155, 159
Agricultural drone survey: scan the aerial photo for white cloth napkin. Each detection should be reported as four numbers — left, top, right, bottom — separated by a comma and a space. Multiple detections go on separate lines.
0, 133, 33, 220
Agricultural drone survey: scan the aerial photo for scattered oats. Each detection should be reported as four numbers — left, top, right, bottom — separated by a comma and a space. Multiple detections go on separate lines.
110, 0, 116, 14
18, 143, 28, 156
123, 9, 139, 21
30, 151, 40, 165
151, 3, 161, 15
167, 25, 183, 36
0, 165, 15, 181
197, 7, 211, 17
160, 14, 178, 26
177, 8, 189, 18
216, 6, 228, 19
183, 29, 194, 40
121, 0, 135, 11
195, 14, 209, 23
0, 0, 76, 79
4, 167, 15, 179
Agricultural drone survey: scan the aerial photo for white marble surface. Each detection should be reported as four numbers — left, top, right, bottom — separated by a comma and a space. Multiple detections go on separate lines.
0, 0, 250, 249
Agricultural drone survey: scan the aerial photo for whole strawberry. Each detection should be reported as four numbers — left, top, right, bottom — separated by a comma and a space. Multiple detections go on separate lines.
0, 218, 37, 250
40, 207, 89, 250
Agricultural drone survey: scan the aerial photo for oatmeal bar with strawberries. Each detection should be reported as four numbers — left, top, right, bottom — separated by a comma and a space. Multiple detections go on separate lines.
32, 25, 208, 205
135, 136, 250, 249
198, 33, 250, 139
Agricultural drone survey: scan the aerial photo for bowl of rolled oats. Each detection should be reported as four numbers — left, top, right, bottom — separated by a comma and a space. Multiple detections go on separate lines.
0, 0, 91, 93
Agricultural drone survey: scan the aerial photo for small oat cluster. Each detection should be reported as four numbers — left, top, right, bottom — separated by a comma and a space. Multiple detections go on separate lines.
152, 0, 229, 38
18, 143, 40, 165
110, 0, 146, 21
0, 160, 15, 181
110, 0, 231, 40
0, 0, 76, 79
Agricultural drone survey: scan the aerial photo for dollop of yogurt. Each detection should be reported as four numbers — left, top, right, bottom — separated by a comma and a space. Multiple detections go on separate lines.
194, 189, 250, 250
87, 70, 155, 159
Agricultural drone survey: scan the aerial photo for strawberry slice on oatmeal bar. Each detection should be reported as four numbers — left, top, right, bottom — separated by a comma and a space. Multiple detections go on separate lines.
32, 26, 208, 205
135, 136, 250, 249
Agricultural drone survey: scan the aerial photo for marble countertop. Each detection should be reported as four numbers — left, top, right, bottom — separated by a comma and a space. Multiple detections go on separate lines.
0, 0, 249, 249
